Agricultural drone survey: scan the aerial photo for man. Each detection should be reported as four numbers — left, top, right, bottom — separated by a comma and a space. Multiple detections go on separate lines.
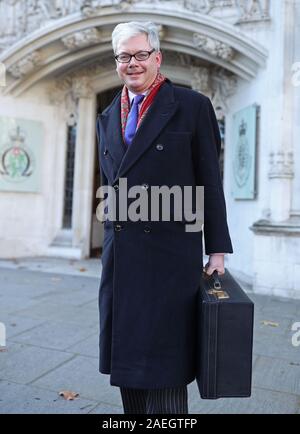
96, 21, 233, 414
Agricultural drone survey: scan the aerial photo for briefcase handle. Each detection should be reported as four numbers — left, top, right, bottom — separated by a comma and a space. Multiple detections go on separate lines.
203, 269, 230, 299
211, 270, 222, 290
203, 269, 222, 290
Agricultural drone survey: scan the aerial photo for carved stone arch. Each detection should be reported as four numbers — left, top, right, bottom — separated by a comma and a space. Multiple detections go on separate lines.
0, 5, 268, 97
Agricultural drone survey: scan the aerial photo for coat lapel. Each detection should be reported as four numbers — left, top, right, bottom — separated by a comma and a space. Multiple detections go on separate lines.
98, 91, 126, 179
116, 80, 178, 181
99, 80, 179, 184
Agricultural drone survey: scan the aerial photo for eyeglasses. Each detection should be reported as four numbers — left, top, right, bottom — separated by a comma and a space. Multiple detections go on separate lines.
114, 49, 155, 63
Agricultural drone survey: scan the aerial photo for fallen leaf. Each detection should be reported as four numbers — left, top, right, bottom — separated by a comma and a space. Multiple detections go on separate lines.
79, 268, 86, 272
59, 390, 79, 400
0, 347, 7, 352
261, 320, 279, 327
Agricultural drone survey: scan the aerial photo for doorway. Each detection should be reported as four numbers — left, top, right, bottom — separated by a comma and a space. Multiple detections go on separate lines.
89, 86, 121, 258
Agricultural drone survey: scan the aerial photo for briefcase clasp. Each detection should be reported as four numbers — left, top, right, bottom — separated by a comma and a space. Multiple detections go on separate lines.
207, 289, 230, 299
203, 270, 230, 299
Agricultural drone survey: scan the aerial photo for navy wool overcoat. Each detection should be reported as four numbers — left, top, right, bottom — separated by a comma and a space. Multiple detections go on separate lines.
96, 79, 233, 389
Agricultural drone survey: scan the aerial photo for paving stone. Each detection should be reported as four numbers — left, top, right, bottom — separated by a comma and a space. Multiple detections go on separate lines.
188, 380, 300, 414
0, 342, 30, 361
0, 268, 99, 298
253, 329, 300, 362
80, 299, 99, 313
246, 293, 270, 311
10, 320, 96, 351
254, 311, 295, 337
0, 314, 46, 339
0, 295, 41, 315
0, 257, 102, 279
32, 355, 121, 405
13, 302, 98, 327
252, 356, 300, 396
1, 260, 300, 414
34, 290, 97, 308
66, 333, 99, 358
0, 343, 74, 384
0, 380, 98, 414
260, 297, 299, 318
59, 306, 99, 328
89, 402, 123, 414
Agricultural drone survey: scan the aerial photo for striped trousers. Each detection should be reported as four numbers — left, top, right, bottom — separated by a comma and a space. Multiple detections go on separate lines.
120, 386, 188, 414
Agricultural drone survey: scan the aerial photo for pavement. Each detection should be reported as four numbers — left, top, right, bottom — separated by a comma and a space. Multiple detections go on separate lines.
0, 256, 299, 414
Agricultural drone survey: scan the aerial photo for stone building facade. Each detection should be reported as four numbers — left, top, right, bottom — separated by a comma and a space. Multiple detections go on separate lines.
0, 0, 299, 298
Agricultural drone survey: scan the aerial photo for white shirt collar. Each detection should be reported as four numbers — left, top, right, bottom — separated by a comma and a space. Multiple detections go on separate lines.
128, 89, 148, 106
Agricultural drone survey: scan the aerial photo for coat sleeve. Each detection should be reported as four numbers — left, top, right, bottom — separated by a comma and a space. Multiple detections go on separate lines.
96, 117, 108, 188
96, 117, 109, 222
191, 96, 233, 255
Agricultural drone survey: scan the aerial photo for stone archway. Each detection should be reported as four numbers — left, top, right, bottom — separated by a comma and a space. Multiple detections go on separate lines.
0, 3, 268, 97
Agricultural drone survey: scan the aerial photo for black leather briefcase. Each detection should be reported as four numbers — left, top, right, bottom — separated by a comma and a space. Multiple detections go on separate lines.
196, 268, 254, 399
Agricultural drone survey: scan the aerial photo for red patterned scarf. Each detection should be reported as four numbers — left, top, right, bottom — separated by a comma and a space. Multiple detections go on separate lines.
120, 72, 166, 142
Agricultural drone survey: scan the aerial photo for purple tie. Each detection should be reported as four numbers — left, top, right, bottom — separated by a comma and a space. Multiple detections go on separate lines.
124, 94, 145, 146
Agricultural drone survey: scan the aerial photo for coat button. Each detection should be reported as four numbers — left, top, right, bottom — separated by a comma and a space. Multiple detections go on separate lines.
143, 226, 151, 233
114, 224, 123, 232
156, 144, 164, 151
141, 183, 149, 190
103, 149, 108, 156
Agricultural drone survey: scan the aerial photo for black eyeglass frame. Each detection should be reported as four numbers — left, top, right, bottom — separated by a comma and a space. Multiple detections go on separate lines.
114, 48, 156, 63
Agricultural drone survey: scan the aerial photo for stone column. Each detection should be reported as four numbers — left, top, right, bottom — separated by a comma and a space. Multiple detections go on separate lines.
251, 0, 300, 298
291, 0, 300, 214
268, 0, 295, 222
72, 76, 96, 257
268, 151, 294, 222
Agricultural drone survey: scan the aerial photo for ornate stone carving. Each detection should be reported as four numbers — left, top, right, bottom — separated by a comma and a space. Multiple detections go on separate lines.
48, 68, 97, 124
193, 33, 235, 61
48, 57, 111, 105
80, 0, 95, 17
0, 0, 272, 53
80, 0, 131, 16
184, 0, 223, 14
236, 0, 270, 23
184, 0, 270, 22
211, 68, 237, 118
268, 151, 294, 179
157, 24, 166, 41
48, 77, 79, 125
7, 51, 42, 78
47, 76, 73, 106
190, 65, 237, 119
213, 67, 237, 96
210, 85, 227, 119
62, 28, 103, 50
162, 51, 193, 68
190, 66, 211, 95
0, 62, 6, 87
72, 76, 93, 99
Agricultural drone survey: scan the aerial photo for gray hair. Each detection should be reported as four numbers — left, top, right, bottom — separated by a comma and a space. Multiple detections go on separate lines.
112, 21, 160, 54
